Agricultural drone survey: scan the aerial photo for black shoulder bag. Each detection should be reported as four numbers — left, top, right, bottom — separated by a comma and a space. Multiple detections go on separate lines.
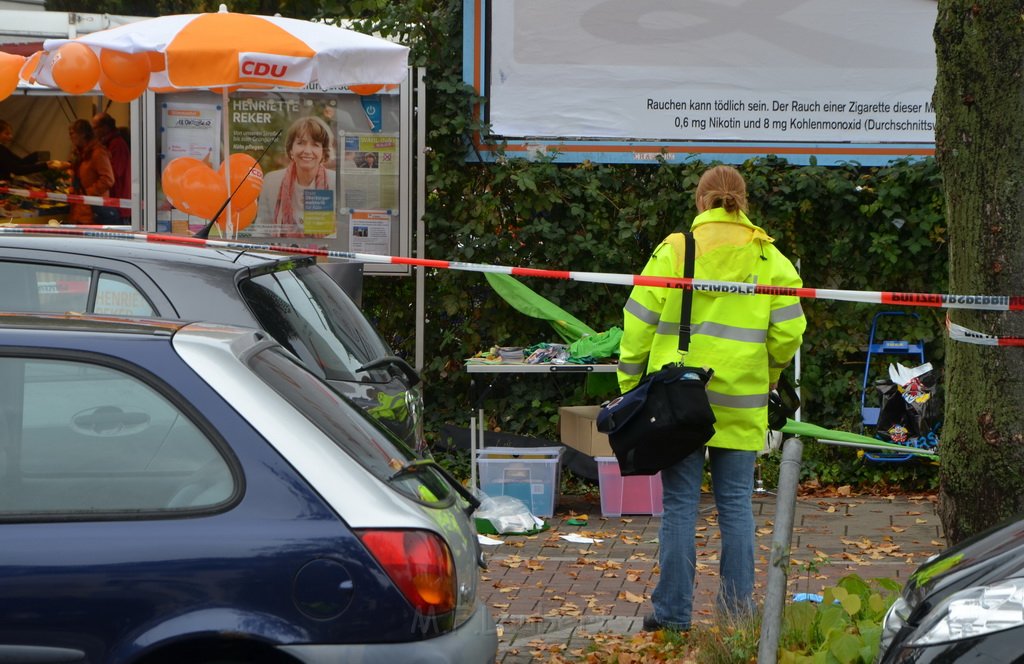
596, 232, 716, 476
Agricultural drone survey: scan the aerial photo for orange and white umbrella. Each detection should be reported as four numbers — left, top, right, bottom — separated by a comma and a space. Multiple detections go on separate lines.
29, 5, 409, 95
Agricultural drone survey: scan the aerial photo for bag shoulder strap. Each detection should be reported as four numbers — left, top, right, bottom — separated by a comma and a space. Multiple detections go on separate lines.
678, 232, 695, 353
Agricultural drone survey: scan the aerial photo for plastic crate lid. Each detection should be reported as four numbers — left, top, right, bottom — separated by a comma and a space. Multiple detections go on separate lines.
477, 446, 564, 458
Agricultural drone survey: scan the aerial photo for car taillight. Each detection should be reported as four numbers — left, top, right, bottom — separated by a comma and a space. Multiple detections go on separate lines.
357, 529, 456, 616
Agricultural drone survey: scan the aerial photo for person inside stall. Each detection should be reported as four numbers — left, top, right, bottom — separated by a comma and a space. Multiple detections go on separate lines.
0, 119, 61, 183
66, 119, 116, 225
91, 113, 130, 223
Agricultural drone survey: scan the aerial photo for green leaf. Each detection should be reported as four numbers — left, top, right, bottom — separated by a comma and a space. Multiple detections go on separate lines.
839, 593, 862, 618
828, 633, 863, 664
816, 604, 851, 641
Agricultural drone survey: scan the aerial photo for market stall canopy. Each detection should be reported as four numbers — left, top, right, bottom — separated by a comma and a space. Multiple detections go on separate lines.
0, 5, 410, 232
24, 5, 409, 97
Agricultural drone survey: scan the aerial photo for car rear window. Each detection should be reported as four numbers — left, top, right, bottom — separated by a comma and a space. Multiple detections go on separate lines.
247, 346, 452, 505
239, 266, 394, 384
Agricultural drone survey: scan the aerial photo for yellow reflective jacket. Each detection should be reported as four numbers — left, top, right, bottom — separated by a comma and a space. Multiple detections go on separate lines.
617, 207, 806, 451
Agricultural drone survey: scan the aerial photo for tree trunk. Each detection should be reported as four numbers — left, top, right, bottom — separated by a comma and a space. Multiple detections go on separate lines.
934, 1, 1024, 544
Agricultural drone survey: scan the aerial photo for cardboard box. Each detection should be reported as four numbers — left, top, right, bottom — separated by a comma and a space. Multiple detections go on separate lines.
558, 405, 613, 457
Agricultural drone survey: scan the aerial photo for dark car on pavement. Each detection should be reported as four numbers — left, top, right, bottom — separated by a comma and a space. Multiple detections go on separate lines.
877, 512, 1024, 663
0, 232, 424, 451
0, 314, 495, 663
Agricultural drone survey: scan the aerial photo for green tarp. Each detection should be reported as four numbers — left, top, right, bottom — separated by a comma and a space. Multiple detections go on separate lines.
484, 272, 598, 344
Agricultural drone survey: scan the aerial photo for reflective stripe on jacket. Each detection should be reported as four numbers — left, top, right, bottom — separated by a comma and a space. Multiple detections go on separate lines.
617, 207, 806, 451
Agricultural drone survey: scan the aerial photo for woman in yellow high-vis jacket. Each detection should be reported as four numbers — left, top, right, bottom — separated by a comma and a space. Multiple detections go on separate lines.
619, 165, 806, 632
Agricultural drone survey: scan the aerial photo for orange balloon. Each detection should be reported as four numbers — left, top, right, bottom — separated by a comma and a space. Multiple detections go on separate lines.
99, 49, 150, 87
99, 71, 148, 102
161, 157, 205, 209
19, 51, 41, 83
51, 42, 101, 95
348, 84, 383, 95
217, 153, 264, 209
214, 200, 257, 233
0, 52, 25, 101
146, 51, 166, 73
178, 164, 229, 220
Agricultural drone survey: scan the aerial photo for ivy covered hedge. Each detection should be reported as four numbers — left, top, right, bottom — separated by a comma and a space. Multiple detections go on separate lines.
348, 1, 947, 487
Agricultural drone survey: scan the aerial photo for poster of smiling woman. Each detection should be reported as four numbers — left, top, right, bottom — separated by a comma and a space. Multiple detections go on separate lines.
229, 93, 340, 239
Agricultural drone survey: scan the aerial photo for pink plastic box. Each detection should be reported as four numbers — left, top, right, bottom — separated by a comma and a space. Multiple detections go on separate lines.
595, 457, 665, 517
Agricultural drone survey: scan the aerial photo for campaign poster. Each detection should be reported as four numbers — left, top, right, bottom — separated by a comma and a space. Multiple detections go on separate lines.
161, 102, 221, 164
159, 101, 221, 234
228, 93, 340, 238
341, 133, 398, 212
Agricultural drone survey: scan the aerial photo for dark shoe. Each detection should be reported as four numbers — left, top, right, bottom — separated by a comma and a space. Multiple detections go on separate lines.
641, 614, 663, 631
642, 614, 689, 632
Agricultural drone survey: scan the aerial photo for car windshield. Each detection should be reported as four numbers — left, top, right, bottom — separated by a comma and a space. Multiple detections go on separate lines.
239, 266, 394, 384
247, 345, 451, 505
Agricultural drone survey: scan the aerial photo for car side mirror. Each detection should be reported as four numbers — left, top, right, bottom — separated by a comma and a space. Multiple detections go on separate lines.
357, 355, 421, 388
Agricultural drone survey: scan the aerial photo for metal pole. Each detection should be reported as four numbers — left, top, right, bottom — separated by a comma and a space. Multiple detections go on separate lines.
414, 66, 426, 374
758, 436, 803, 664
469, 415, 477, 493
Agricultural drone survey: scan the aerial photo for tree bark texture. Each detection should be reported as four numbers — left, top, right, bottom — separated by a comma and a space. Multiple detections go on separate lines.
934, 1, 1024, 544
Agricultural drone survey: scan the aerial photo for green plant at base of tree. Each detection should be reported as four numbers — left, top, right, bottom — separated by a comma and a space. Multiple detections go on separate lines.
779, 575, 901, 664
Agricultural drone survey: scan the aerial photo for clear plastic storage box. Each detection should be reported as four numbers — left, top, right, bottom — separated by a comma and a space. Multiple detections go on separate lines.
477, 447, 563, 518
596, 456, 665, 517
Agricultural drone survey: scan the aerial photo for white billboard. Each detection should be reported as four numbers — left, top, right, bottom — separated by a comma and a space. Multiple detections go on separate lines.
467, 0, 937, 165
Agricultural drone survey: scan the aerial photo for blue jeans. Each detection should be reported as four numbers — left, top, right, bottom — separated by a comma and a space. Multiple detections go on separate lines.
651, 446, 756, 629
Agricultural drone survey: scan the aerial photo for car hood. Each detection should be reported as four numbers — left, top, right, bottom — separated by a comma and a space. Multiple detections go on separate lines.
905, 513, 1024, 617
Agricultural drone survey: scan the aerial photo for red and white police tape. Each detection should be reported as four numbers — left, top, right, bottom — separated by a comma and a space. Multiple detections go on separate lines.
0, 225, 1023, 314
946, 315, 1024, 347
0, 186, 131, 210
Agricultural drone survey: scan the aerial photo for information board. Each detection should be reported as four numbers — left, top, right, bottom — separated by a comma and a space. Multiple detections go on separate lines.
466, 0, 937, 165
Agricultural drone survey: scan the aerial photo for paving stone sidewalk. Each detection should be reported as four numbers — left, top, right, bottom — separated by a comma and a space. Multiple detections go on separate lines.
476, 490, 943, 663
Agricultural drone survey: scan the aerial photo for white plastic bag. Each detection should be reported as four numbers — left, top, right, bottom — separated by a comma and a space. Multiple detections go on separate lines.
473, 493, 544, 534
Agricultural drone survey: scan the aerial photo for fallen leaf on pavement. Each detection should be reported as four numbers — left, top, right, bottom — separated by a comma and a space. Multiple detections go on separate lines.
501, 555, 524, 568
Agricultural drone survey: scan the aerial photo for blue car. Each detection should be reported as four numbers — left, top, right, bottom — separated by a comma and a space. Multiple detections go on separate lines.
0, 314, 496, 663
